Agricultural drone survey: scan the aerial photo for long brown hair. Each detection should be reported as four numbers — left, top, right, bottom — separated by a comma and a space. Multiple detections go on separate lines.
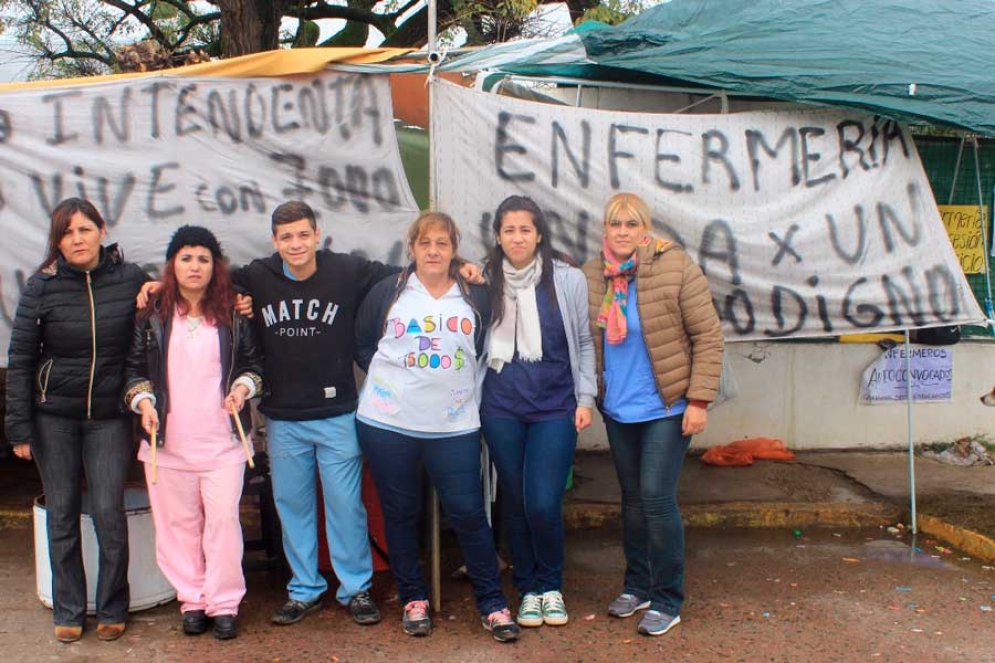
37, 198, 106, 273
147, 249, 234, 328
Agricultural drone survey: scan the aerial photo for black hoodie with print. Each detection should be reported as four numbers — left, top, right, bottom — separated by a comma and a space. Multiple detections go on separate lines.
231, 249, 397, 421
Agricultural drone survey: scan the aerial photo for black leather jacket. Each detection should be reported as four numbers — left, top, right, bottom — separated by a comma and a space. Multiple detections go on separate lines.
123, 302, 264, 444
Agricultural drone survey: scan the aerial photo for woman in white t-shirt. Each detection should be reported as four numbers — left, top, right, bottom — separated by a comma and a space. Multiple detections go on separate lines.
355, 212, 519, 643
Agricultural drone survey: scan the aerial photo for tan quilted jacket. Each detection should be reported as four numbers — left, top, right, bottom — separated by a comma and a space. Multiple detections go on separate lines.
582, 238, 724, 408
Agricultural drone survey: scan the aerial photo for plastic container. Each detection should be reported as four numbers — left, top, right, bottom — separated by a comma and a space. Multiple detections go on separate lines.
33, 484, 176, 614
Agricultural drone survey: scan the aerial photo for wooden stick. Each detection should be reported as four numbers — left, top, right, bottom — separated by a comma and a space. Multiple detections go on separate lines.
150, 425, 157, 485
230, 404, 255, 469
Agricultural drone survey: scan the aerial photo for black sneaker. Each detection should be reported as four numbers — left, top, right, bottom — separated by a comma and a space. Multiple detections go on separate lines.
182, 609, 210, 635
271, 597, 322, 625
349, 590, 382, 625
402, 600, 432, 636
212, 614, 239, 640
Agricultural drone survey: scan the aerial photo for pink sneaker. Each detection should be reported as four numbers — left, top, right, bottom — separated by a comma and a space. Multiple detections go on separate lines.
402, 600, 431, 636
481, 608, 521, 642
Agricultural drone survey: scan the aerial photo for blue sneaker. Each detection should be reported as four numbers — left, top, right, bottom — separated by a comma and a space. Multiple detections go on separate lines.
637, 610, 681, 636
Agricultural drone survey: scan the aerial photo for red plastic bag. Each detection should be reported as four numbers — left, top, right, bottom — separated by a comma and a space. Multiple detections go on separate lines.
701, 438, 796, 466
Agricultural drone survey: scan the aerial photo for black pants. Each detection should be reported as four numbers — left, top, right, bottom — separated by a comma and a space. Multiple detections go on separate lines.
33, 413, 131, 626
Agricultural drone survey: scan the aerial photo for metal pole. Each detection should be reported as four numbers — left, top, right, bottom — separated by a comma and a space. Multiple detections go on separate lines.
947, 136, 965, 205
429, 485, 441, 612
904, 330, 917, 534
428, 0, 437, 55
971, 138, 995, 325
427, 0, 440, 612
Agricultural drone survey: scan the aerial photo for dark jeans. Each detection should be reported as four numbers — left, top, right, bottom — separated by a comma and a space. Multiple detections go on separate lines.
33, 413, 132, 626
357, 421, 507, 617
482, 417, 576, 595
604, 414, 690, 616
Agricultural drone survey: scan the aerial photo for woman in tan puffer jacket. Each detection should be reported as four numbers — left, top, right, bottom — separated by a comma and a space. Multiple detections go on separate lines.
582, 192, 723, 638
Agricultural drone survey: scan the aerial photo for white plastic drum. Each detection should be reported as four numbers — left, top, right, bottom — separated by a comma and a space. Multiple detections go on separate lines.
34, 484, 176, 614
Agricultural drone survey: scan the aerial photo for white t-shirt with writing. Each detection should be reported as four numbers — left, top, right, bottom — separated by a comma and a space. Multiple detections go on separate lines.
358, 275, 480, 435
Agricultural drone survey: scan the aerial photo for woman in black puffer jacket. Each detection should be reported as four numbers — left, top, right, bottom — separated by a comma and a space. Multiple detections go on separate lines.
5, 198, 149, 644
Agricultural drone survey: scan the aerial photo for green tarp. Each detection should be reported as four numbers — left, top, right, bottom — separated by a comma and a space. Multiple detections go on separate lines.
579, 0, 995, 135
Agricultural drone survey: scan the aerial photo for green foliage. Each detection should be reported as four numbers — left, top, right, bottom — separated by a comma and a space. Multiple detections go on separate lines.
578, 0, 647, 26
293, 19, 320, 47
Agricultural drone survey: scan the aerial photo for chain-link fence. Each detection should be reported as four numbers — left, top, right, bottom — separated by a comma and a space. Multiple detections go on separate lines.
916, 135, 995, 337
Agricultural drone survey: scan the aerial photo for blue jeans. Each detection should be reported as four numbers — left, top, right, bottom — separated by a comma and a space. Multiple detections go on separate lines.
32, 413, 132, 626
266, 413, 372, 605
604, 414, 690, 616
482, 417, 576, 595
357, 421, 507, 617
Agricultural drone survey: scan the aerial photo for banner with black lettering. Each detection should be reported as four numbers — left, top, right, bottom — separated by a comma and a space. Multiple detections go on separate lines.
0, 71, 419, 365
432, 80, 985, 341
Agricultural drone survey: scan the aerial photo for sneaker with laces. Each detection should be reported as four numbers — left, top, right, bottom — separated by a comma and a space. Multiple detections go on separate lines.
516, 593, 543, 627
271, 597, 322, 625
402, 600, 432, 636
349, 590, 382, 624
607, 592, 651, 618
541, 590, 568, 626
637, 610, 681, 636
481, 608, 521, 642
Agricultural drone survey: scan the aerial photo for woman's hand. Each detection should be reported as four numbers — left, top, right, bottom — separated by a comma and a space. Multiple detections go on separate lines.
682, 403, 708, 436
138, 398, 159, 436
458, 261, 485, 284
136, 281, 162, 310
224, 384, 251, 413
575, 406, 593, 432
234, 294, 254, 318
12, 444, 31, 461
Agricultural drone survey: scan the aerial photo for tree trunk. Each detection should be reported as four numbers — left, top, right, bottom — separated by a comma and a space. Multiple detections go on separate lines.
216, 0, 281, 57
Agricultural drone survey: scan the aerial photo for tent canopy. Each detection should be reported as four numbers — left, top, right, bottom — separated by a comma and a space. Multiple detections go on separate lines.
446, 0, 995, 135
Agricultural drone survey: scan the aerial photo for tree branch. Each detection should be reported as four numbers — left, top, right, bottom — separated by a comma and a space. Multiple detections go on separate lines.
100, 0, 172, 45
174, 11, 222, 48
294, 2, 396, 37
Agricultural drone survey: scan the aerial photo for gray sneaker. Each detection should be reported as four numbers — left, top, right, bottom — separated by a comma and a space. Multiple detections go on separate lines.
349, 590, 382, 625
637, 610, 681, 636
607, 593, 651, 618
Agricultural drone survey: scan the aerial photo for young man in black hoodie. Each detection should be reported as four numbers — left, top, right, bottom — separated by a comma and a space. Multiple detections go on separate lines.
232, 200, 394, 627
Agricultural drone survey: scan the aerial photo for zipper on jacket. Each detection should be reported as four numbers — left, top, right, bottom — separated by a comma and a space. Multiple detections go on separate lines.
226, 313, 237, 393
634, 268, 670, 410
85, 271, 97, 419
36, 359, 54, 403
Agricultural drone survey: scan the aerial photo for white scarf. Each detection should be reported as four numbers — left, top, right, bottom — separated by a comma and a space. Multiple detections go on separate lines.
488, 256, 544, 373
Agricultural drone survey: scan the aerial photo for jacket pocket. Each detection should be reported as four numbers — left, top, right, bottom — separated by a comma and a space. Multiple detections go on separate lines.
36, 359, 54, 403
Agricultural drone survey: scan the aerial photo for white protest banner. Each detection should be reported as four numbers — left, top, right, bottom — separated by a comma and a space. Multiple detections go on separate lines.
859, 345, 953, 403
432, 80, 985, 341
0, 71, 419, 365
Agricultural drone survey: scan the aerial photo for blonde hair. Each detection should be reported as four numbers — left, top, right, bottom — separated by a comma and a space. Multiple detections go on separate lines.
406, 211, 462, 277
603, 192, 652, 230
